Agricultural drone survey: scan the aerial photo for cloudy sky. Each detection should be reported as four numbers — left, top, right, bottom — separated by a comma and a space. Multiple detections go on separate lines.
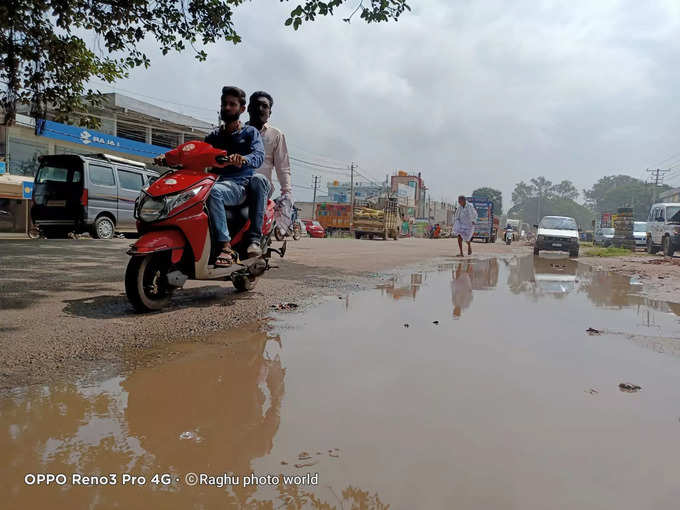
91, 0, 680, 207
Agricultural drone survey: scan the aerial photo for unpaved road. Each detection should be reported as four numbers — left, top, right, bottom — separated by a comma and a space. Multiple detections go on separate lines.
0, 237, 526, 388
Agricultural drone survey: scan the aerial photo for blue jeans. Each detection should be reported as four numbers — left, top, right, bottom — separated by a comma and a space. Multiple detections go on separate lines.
208, 178, 248, 243
246, 174, 271, 244
208, 175, 271, 244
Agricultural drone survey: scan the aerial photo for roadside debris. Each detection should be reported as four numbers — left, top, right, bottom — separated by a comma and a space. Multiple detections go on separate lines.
586, 327, 602, 335
298, 451, 312, 460
585, 388, 599, 395
294, 461, 318, 468
619, 383, 642, 393
433, 320, 440, 325
271, 302, 299, 311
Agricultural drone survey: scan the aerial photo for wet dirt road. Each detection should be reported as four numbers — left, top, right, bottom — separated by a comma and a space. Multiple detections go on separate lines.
0, 237, 528, 388
3, 254, 680, 509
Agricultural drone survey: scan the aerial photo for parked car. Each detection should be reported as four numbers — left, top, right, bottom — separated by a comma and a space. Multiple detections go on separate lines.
593, 227, 614, 246
301, 219, 325, 238
31, 153, 158, 239
646, 203, 680, 256
533, 216, 580, 257
633, 221, 647, 248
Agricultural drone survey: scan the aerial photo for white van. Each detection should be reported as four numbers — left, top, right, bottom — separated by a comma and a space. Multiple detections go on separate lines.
32, 153, 158, 239
646, 203, 680, 256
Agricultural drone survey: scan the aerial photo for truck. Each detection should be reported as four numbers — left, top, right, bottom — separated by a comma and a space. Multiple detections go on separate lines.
315, 203, 351, 234
353, 197, 400, 240
467, 197, 497, 243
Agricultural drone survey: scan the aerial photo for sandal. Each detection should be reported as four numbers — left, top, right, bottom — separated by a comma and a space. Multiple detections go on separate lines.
215, 247, 239, 267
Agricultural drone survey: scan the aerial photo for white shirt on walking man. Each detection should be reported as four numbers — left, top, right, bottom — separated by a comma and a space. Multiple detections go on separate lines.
452, 195, 478, 256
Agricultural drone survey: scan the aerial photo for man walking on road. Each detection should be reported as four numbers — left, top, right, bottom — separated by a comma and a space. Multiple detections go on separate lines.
452, 195, 478, 257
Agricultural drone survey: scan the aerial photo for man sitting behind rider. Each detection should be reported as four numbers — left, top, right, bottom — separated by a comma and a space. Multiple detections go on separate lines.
246, 91, 292, 228
204, 86, 265, 267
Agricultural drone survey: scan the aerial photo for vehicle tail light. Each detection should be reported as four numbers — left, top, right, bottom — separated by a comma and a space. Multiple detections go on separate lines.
80, 188, 88, 206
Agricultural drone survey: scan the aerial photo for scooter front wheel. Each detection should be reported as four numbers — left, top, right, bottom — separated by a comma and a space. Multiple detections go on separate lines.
125, 254, 174, 312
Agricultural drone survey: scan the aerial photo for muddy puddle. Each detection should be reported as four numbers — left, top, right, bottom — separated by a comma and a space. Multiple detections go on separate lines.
3, 254, 680, 509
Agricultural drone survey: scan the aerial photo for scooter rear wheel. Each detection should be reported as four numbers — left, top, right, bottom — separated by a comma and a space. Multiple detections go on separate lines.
125, 254, 174, 312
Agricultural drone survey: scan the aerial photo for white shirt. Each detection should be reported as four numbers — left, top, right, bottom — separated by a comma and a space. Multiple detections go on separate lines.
453, 202, 478, 225
256, 124, 291, 195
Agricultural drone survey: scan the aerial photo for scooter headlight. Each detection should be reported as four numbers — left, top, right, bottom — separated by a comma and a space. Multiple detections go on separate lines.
139, 195, 166, 222
165, 185, 204, 214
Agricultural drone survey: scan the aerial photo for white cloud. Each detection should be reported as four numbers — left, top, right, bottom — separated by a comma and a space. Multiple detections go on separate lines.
93, 0, 680, 204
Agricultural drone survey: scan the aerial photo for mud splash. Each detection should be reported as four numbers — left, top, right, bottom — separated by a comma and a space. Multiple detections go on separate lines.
3, 255, 680, 509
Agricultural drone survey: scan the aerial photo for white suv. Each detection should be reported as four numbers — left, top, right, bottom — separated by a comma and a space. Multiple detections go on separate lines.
646, 203, 680, 256
533, 216, 580, 257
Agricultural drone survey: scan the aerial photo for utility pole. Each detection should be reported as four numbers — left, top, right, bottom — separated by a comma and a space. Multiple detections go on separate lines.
646, 168, 670, 203
349, 162, 355, 233
311, 175, 319, 220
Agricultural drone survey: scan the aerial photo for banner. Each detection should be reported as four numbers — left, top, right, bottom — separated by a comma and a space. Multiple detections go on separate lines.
36, 119, 167, 159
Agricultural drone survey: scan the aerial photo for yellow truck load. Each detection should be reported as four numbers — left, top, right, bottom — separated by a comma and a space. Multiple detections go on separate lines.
353, 198, 400, 240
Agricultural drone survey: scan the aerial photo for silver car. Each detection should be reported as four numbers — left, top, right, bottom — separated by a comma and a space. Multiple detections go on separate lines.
633, 221, 647, 248
594, 227, 614, 247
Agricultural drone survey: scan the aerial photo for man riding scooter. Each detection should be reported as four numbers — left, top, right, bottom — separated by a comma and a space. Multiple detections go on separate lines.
204, 86, 266, 266
246, 90, 294, 237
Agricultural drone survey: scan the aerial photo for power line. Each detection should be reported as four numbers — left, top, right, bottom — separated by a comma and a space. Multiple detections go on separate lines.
289, 156, 347, 171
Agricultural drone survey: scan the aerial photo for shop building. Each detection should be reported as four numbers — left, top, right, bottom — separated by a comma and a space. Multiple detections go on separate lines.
0, 93, 215, 233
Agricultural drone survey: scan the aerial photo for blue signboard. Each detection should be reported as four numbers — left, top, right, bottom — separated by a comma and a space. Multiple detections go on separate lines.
35, 119, 167, 159
22, 181, 34, 199
0, 161, 5, 174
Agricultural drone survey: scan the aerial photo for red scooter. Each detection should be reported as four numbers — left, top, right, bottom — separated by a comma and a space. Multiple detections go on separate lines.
125, 141, 285, 312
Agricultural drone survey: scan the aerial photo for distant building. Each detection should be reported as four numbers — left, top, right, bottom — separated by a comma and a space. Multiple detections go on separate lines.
326, 181, 387, 203
659, 187, 680, 203
1, 93, 214, 178
390, 171, 426, 219
0, 93, 215, 233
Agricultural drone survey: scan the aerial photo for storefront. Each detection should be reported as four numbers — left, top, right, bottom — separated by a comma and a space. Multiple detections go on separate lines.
0, 94, 213, 233
0, 174, 32, 233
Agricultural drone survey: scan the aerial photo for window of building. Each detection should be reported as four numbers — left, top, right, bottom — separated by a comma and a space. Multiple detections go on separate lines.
89, 164, 115, 186
116, 121, 147, 143
8, 137, 49, 177
152, 129, 180, 148
117, 169, 143, 191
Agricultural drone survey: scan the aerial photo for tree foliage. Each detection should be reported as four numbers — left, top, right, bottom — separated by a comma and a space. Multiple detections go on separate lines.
1, 0, 411, 125
510, 176, 590, 227
583, 175, 668, 220
511, 177, 580, 206
508, 197, 594, 229
472, 187, 503, 216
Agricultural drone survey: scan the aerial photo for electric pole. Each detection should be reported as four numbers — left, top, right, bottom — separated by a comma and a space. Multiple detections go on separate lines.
349, 162, 355, 233
646, 168, 670, 203
311, 175, 319, 220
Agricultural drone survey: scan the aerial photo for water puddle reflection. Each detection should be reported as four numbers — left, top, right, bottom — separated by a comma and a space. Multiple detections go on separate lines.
3, 255, 680, 509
